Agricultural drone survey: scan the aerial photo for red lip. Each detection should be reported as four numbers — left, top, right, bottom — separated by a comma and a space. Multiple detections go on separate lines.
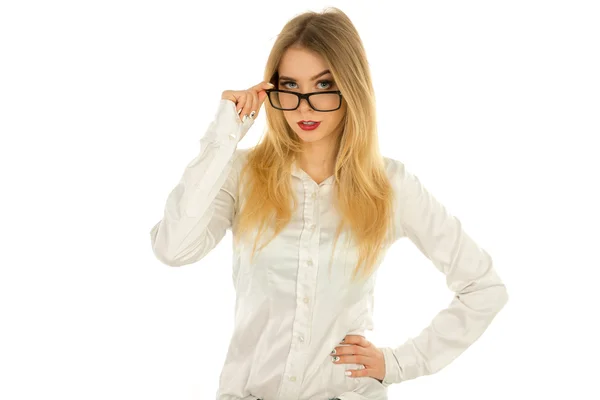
298, 121, 321, 131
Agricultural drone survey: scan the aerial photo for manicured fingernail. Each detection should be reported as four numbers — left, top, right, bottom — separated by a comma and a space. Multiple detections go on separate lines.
242, 115, 248, 123
332, 356, 340, 362
330, 349, 336, 355
250, 111, 256, 118
237, 108, 242, 115
345, 371, 352, 376
340, 338, 345, 343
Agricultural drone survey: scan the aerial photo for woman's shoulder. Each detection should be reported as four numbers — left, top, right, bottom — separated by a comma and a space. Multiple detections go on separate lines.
382, 155, 407, 181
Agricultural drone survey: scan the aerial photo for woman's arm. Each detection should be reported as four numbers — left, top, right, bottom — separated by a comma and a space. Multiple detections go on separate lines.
380, 160, 509, 386
149, 99, 253, 267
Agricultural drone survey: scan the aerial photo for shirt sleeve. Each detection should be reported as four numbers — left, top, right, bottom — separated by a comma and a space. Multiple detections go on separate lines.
149, 99, 254, 267
380, 159, 509, 386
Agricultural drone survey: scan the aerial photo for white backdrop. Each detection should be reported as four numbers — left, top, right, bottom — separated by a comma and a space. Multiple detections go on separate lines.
1, 0, 599, 399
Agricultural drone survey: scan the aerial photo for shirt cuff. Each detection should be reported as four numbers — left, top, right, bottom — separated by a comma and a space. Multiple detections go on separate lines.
204, 99, 254, 145
380, 342, 420, 387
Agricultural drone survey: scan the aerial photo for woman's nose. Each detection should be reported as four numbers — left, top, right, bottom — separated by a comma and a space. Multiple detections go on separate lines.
298, 96, 313, 112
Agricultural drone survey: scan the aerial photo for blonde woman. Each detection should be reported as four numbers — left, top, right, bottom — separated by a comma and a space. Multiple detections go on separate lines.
149, 7, 508, 400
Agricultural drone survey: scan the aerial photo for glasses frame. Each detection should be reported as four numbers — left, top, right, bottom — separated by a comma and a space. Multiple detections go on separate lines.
265, 89, 343, 112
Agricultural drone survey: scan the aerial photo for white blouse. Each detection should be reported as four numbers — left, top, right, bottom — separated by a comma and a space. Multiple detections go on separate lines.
149, 99, 509, 400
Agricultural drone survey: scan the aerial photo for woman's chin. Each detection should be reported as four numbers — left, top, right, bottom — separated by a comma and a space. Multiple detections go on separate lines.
296, 129, 327, 142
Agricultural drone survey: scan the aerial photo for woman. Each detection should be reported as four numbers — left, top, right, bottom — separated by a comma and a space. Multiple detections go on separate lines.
149, 7, 508, 400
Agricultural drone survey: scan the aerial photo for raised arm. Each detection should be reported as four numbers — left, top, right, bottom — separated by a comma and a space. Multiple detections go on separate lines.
149, 99, 253, 267
380, 159, 509, 386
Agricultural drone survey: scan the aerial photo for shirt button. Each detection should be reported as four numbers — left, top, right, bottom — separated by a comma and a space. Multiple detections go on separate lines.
311, 192, 317, 199
303, 297, 309, 304
309, 223, 316, 230
298, 335, 304, 342
289, 376, 297, 382
307, 259, 313, 266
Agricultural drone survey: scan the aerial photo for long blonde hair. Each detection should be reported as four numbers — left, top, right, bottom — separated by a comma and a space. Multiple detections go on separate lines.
233, 7, 396, 282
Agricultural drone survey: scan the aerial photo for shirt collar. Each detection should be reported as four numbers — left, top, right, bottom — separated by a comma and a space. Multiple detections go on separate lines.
291, 159, 335, 186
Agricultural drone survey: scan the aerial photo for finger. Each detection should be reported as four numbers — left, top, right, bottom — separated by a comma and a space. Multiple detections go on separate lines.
245, 90, 256, 120
345, 368, 377, 378
332, 344, 369, 356
253, 81, 274, 117
249, 87, 259, 119
333, 354, 372, 365
257, 88, 268, 108
358, 336, 372, 348
256, 87, 269, 118
241, 91, 253, 121
341, 335, 371, 348
252, 91, 261, 119
252, 80, 275, 92
356, 355, 373, 366
235, 94, 247, 121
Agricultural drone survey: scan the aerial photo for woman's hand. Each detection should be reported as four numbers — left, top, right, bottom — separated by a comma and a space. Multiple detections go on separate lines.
331, 335, 386, 383
222, 81, 274, 123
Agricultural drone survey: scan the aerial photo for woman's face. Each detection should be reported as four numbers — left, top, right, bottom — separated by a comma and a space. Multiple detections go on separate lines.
276, 47, 347, 145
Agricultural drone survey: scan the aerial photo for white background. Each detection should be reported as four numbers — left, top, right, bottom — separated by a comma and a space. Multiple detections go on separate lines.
1, 0, 599, 399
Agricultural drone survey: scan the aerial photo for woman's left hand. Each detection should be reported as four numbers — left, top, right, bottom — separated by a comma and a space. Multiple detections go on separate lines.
331, 334, 386, 383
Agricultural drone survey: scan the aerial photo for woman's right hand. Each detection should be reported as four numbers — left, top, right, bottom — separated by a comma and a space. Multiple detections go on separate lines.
222, 81, 274, 123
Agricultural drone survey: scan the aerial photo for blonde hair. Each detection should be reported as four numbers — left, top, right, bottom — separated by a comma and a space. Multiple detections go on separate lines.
233, 7, 396, 282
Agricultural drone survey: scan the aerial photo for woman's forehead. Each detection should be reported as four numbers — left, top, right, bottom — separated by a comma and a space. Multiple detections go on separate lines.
278, 48, 330, 80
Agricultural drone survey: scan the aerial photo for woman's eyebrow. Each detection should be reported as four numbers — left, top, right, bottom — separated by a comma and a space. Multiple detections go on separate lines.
279, 69, 331, 81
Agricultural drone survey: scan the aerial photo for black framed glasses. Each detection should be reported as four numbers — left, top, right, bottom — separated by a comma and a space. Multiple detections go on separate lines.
265, 89, 343, 112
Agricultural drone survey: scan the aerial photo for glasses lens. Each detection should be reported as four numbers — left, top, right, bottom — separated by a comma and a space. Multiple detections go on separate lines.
270, 91, 340, 111
309, 93, 340, 111
270, 91, 299, 110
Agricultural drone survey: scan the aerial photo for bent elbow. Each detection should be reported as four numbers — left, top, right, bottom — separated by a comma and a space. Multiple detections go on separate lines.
485, 283, 509, 315
149, 220, 212, 267
497, 283, 509, 311
152, 246, 185, 267
149, 220, 185, 267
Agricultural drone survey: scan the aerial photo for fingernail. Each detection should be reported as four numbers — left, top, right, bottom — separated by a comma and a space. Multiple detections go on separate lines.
330, 349, 336, 355
250, 111, 256, 118
332, 356, 340, 362
237, 108, 242, 115
345, 371, 352, 376
242, 115, 248, 123
267, 82, 274, 87
340, 338, 345, 343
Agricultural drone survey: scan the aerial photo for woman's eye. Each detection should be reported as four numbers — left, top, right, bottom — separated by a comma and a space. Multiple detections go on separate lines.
281, 80, 333, 90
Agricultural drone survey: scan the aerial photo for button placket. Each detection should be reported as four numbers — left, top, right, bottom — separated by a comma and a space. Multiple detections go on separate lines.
279, 179, 320, 399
